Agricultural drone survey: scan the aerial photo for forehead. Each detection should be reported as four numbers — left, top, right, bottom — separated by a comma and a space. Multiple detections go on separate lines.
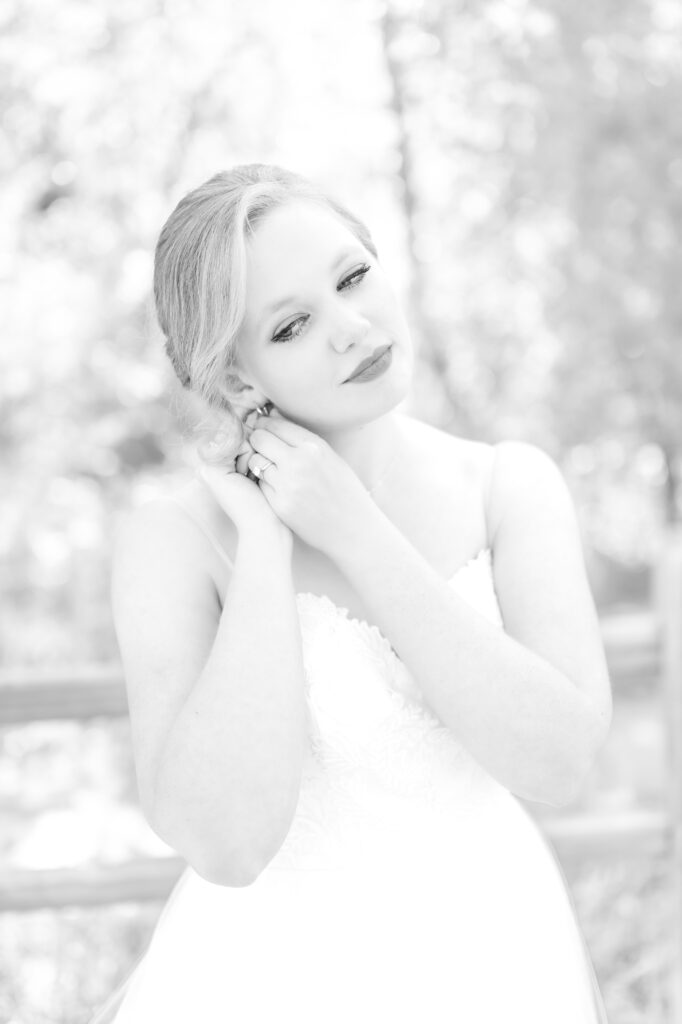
245, 200, 361, 281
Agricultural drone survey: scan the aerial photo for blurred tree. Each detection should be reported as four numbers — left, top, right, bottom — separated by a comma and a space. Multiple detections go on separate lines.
378, 0, 682, 522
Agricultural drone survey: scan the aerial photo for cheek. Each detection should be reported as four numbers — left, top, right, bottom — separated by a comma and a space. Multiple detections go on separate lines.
369, 274, 401, 314
261, 357, 312, 403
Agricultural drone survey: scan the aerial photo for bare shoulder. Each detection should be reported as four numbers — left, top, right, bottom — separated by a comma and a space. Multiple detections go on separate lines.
113, 487, 201, 570
111, 487, 222, 634
486, 440, 575, 544
113, 477, 236, 583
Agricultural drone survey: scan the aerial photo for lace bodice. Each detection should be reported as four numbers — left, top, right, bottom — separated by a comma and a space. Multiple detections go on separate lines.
268, 548, 510, 871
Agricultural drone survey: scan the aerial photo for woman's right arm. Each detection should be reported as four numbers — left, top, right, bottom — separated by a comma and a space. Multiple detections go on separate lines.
110, 501, 307, 887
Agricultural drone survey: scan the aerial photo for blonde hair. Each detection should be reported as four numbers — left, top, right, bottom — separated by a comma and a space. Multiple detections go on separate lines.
153, 163, 379, 466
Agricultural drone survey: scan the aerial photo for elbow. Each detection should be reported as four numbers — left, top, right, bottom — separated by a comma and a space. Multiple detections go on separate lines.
543, 774, 585, 810
179, 825, 293, 888
190, 828, 293, 886
521, 772, 582, 810
147, 809, 273, 889
191, 851, 266, 888
180, 832, 280, 887
146, 790, 291, 889
186, 810, 297, 887
527, 768, 588, 810
184, 832, 279, 887
543, 704, 612, 809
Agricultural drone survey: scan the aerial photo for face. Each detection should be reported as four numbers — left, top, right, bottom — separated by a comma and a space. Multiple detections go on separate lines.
234, 200, 414, 430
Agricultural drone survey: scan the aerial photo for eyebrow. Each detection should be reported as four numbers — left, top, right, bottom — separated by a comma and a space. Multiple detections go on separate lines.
261, 247, 366, 323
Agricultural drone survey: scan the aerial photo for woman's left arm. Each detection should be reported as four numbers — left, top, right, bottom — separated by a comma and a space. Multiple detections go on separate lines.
330, 441, 613, 808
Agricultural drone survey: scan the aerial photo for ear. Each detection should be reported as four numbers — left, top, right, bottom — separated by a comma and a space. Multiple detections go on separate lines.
222, 372, 268, 411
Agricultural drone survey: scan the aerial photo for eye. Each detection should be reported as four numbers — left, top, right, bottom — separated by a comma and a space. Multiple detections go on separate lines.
339, 264, 371, 291
270, 263, 371, 344
272, 314, 310, 344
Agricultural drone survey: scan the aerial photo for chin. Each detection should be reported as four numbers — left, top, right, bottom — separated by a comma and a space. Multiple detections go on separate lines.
357, 381, 412, 424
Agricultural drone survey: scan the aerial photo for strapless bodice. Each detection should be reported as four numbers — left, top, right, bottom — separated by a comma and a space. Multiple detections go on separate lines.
268, 548, 511, 872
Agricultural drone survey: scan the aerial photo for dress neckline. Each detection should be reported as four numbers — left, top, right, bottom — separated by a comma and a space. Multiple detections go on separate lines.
295, 547, 493, 651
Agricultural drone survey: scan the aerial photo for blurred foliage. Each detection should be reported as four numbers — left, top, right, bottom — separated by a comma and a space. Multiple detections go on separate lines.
2, 0, 681, 1019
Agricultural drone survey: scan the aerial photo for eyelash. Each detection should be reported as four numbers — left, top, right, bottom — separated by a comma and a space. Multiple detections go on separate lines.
271, 264, 371, 343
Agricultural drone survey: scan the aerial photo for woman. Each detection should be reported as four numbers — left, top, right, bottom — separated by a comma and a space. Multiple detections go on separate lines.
95, 164, 612, 1022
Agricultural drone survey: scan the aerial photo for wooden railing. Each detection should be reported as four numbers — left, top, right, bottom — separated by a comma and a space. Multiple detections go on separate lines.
1, 530, 681, 1005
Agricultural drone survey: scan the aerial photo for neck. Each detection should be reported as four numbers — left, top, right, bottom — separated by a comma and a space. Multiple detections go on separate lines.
313, 411, 404, 493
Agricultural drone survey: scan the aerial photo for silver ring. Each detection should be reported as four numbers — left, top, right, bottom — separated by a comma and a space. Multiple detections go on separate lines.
252, 458, 272, 480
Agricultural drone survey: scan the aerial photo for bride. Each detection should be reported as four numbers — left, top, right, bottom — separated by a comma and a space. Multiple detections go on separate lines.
95, 163, 612, 1022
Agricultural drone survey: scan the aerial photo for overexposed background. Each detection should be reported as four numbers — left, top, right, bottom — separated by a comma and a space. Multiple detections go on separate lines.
2, 1, 681, 1020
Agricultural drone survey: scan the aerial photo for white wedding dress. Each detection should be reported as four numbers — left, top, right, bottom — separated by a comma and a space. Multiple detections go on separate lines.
94, 524, 608, 1023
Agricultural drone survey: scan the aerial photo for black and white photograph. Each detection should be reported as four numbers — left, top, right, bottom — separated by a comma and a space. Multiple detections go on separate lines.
2, 2, 681, 1021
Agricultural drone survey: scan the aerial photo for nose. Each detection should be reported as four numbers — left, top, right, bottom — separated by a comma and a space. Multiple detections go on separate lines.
328, 301, 371, 352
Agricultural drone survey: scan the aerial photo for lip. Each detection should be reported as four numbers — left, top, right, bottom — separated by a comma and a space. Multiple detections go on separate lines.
343, 344, 392, 383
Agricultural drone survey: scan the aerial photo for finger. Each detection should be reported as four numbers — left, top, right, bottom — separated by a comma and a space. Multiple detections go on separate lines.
258, 477, 275, 498
247, 453, 277, 487
249, 428, 290, 461
199, 465, 226, 486
254, 414, 320, 446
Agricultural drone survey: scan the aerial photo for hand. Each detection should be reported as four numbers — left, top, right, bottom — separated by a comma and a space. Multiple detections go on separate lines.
198, 460, 292, 545
234, 407, 267, 480
245, 408, 374, 559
